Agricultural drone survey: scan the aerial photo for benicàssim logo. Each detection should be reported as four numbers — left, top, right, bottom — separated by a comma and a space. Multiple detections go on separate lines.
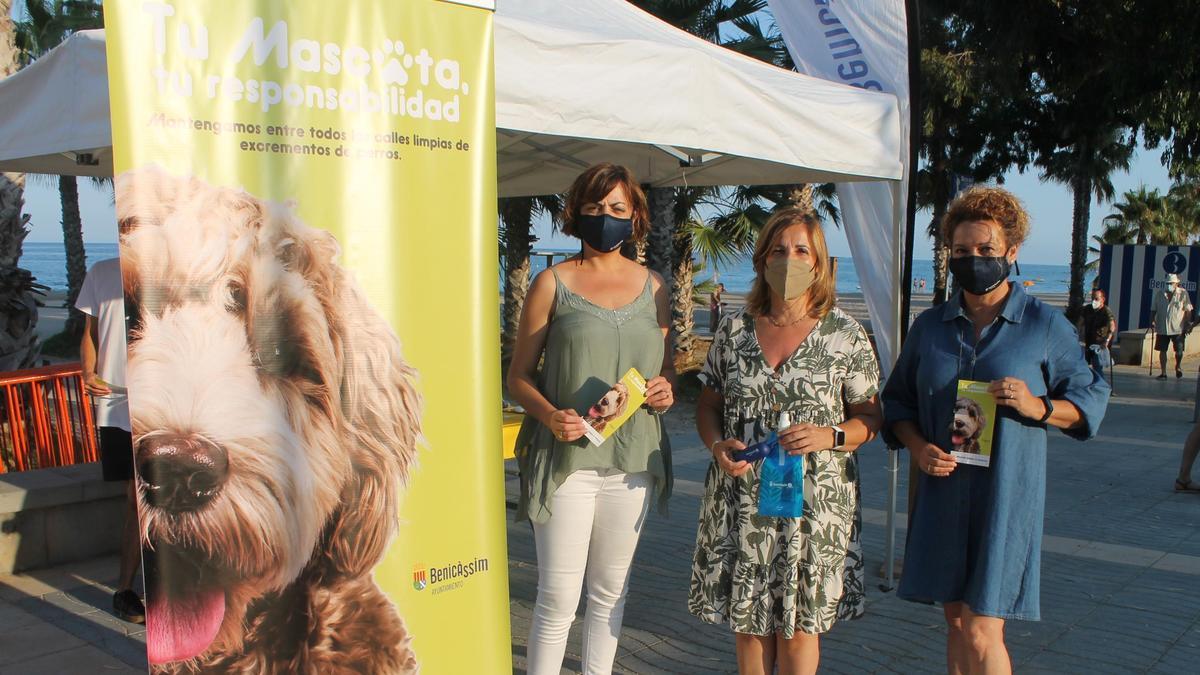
412, 564, 428, 591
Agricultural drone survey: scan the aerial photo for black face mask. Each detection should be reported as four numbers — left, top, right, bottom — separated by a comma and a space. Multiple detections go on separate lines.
576, 214, 633, 253
949, 255, 1011, 295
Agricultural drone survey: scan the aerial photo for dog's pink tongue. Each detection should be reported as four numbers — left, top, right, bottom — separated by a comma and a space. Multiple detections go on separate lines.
146, 589, 224, 665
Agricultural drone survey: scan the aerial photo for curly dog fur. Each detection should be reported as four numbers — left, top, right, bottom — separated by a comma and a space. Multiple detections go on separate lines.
950, 397, 986, 455
117, 167, 422, 673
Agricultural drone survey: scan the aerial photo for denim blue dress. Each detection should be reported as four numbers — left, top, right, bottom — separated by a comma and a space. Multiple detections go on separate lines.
881, 284, 1110, 620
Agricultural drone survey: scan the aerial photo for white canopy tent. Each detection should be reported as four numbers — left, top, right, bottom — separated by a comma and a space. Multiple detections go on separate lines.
496, 0, 901, 195
0, 0, 902, 190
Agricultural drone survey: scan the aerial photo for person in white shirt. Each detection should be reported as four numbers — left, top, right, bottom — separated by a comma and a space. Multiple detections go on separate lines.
1150, 273, 1194, 380
76, 258, 143, 624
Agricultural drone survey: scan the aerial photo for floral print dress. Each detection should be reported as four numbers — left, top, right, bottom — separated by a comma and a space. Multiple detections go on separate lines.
688, 307, 880, 637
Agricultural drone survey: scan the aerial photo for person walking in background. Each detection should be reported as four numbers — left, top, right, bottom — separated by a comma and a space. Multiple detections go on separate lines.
77, 258, 143, 624
689, 209, 882, 675
1174, 420, 1200, 493
881, 187, 1109, 674
1078, 288, 1116, 384
1150, 273, 1193, 379
708, 282, 726, 333
508, 163, 674, 675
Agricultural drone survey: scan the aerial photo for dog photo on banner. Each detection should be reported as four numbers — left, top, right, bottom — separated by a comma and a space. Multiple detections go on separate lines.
118, 168, 423, 670
101, 0, 510, 671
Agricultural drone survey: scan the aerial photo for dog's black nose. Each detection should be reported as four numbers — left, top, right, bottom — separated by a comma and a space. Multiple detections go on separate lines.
137, 435, 229, 513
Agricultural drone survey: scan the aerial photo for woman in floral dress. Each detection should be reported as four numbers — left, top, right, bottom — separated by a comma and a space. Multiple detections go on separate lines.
689, 209, 882, 674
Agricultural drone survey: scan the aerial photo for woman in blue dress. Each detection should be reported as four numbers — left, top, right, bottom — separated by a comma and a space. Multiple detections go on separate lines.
881, 186, 1109, 674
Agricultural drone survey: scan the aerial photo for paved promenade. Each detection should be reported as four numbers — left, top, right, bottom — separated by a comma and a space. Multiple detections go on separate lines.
3, 362, 1199, 673
506, 361, 1200, 674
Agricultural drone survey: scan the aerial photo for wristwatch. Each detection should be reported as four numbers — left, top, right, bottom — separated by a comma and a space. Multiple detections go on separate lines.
831, 425, 846, 449
1037, 395, 1054, 423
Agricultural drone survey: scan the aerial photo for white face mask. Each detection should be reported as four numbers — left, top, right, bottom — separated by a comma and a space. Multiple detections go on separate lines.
1091, 300, 1101, 309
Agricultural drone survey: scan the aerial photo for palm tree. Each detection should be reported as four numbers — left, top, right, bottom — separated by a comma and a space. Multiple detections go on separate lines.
1038, 126, 1134, 320
499, 195, 562, 373
1102, 186, 1166, 245
1167, 177, 1200, 235
15, 0, 104, 341
1089, 184, 1200, 272
0, 0, 43, 371
630, 0, 773, 361
1085, 222, 1136, 273
668, 187, 715, 358
644, 187, 674, 285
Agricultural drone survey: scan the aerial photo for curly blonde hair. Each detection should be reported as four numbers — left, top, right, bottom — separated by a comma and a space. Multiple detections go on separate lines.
941, 186, 1030, 249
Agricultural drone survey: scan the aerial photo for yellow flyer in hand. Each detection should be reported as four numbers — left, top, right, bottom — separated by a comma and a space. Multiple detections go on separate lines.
581, 368, 648, 446
950, 380, 997, 467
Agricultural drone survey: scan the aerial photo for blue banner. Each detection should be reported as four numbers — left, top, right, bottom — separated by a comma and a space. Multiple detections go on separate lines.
1097, 244, 1200, 332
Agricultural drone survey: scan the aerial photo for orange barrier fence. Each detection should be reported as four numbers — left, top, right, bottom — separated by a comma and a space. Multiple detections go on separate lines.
0, 363, 98, 473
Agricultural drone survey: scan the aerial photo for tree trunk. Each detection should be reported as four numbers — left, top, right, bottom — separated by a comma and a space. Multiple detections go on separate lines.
644, 187, 674, 282
932, 235, 950, 304
1067, 172, 1091, 323
60, 175, 87, 340
782, 184, 815, 213
928, 125, 952, 306
671, 231, 695, 360
500, 198, 535, 374
0, 1, 40, 370
619, 239, 646, 264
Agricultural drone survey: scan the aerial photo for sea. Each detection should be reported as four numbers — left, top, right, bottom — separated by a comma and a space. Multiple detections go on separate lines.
20, 242, 119, 292
22, 242, 1085, 296
526, 251, 1087, 296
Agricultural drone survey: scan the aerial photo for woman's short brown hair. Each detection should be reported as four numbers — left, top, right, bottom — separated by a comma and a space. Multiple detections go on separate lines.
746, 209, 836, 320
560, 163, 650, 242
941, 186, 1030, 249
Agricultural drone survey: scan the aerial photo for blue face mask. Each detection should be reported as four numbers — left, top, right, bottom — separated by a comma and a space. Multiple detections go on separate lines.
576, 214, 633, 253
949, 255, 1011, 295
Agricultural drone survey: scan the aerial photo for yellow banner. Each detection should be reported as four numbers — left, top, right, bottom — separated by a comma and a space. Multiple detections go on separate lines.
103, 1, 508, 671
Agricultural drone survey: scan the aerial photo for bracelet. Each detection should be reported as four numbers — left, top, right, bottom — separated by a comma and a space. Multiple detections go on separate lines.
647, 405, 671, 416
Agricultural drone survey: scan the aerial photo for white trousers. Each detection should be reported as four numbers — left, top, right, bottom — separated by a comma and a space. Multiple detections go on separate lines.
526, 469, 652, 675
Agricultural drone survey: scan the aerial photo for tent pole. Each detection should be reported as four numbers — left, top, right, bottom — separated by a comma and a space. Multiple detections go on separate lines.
885, 0, 922, 593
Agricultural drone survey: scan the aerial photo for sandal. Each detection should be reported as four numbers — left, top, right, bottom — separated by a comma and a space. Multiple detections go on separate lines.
1174, 479, 1200, 493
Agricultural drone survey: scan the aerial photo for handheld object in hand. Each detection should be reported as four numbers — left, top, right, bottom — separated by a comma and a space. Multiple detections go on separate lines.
731, 439, 772, 463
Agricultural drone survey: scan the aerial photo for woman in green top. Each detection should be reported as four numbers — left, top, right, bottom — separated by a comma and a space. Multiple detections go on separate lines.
508, 163, 674, 675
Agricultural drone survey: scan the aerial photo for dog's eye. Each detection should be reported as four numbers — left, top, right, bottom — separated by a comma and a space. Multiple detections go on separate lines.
124, 293, 144, 337
227, 282, 247, 314
251, 315, 323, 388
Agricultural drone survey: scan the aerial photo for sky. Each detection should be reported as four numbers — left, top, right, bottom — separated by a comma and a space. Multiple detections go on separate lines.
514, 144, 1177, 266
11, 4, 1178, 266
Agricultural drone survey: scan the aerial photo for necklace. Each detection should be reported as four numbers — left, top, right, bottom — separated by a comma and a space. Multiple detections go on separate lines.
765, 312, 810, 328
